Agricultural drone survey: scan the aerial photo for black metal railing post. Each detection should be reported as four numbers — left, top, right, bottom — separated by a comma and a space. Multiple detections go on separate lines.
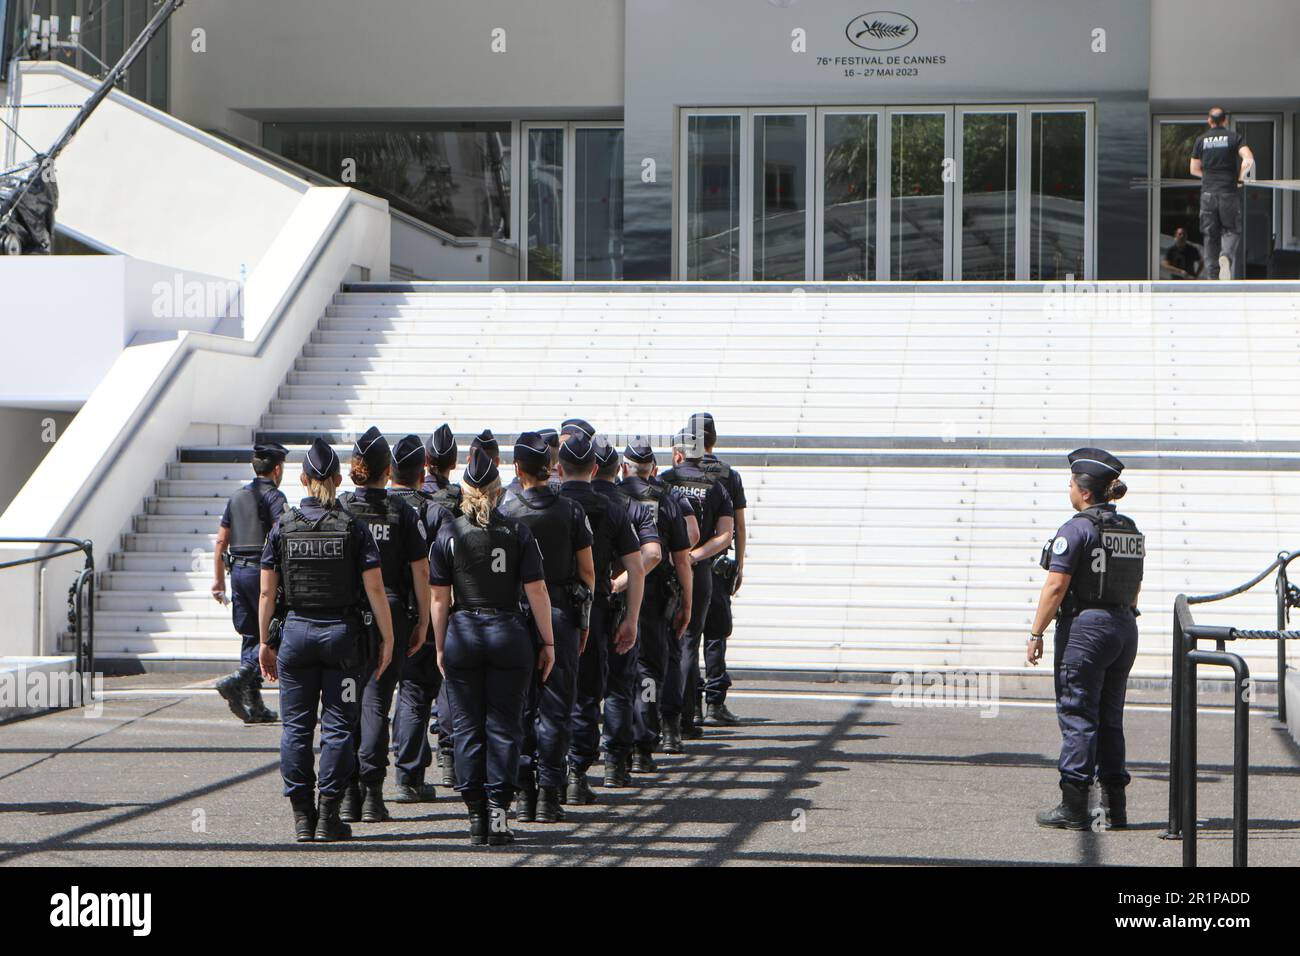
1182, 644, 1251, 868
1166, 597, 1186, 838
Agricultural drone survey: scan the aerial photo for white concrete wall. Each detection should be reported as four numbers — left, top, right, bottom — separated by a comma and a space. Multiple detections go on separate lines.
1151, 0, 1300, 101
390, 213, 520, 281
0, 408, 75, 514
5, 62, 310, 279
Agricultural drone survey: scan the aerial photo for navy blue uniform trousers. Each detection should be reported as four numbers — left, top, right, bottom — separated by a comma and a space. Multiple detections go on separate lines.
663, 562, 712, 729
442, 610, 534, 806
1053, 607, 1139, 786
568, 600, 610, 774
518, 600, 580, 790
603, 602, 639, 762
230, 563, 262, 673
391, 638, 441, 786
350, 594, 410, 785
277, 612, 362, 799
702, 566, 735, 704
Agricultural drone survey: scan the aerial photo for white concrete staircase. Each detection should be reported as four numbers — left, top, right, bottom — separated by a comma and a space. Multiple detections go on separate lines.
89, 287, 1300, 677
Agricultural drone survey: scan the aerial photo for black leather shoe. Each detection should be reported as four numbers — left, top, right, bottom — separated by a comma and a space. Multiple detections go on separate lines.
707, 702, 741, 725
487, 803, 514, 845
1036, 780, 1093, 830
215, 670, 251, 722
361, 782, 391, 822
1100, 784, 1128, 829
661, 716, 683, 754
467, 800, 489, 846
567, 767, 597, 805
391, 781, 437, 803
439, 749, 456, 788
339, 781, 362, 822
290, 796, 318, 843
314, 795, 352, 842
604, 754, 632, 788
536, 787, 565, 823
630, 746, 658, 773
516, 782, 538, 823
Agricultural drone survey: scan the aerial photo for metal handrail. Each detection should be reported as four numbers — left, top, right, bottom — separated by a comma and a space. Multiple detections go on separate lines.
0, 536, 94, 701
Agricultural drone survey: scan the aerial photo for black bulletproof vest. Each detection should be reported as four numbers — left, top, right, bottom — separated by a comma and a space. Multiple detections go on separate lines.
613, 481, 670, 584
279, 508, 361, 611
698, 456, 732, 484
340, 491, 410, 600
1046, 507, 1146, 609
564, 486, 614, 589
389, 487, 430, 523
227, 484, 270, 557
662, 466, 716, 538
499, 491, 576, 588
429, 483, 463, 518
447, 513, 525, 611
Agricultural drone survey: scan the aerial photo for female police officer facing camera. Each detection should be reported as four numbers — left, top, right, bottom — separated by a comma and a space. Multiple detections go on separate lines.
429, 446, 557, 846
258, 438, 397, 843
1028, 448, 1144, 831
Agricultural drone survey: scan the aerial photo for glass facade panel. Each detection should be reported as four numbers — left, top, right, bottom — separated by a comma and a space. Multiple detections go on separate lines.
961, 112, 1017, 280
1237, 120, 1275, 278
526, 127, 564, 280
752, 113, 807, 280
574, 127, 624, 280
1029, 111, 1087, 280
823, 113, 877, 281
685, 114, 741, 281
1156, 121, 1206, 279
264, 122, 512, 239
890, 112, 946, 281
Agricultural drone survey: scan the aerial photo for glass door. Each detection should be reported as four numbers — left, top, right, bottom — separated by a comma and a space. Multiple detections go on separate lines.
1235, 116, 1280, 278
884, 109, 952, 281
818, 111, 881, 281
1028, 109, 1091, 281
752, 112, 813, 280
573, 125, 625, 280
523, 125, 565, 280
1152, 118, 1208, 280
682, 112, 744, 280
956, 109, 1019, 280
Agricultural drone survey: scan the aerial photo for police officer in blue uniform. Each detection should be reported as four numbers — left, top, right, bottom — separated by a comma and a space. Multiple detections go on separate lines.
429, 447, 557, 845
258, 438, 396, 842
387, 434, 443, 803
499, 431, 594, 822
611, 439, 694, 772
659, 427, 734, 746
1029, 448, 1143, 831
421, 423, 463, 787
213, 442, 288, 724
695, 413, 748, 725
336, 427, 431, 824
560, 431, 645, 796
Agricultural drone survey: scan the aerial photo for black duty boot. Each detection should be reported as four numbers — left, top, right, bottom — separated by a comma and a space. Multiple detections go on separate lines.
246, 682, 279, 723
707, 701, 741, 725
361, 782, 390, 822
516, 779, 539, 823
661, 715, 683, 754
1035, 780, 1094, 831
536, 787, 565, 823
1100, 784, 1128, 830
680, 718, 702, 740
314, 794, 352, 842
567, 767, 597, 805
392, 780, 437, 803
466, 800, 489, 846
290, 795, 318, 843
215, 670, 251, 722
439, 747, 456, 788
339, 780, 362, 823
487, 803, 514, 846
604, 754, 632, 788
631, 745, 658, 773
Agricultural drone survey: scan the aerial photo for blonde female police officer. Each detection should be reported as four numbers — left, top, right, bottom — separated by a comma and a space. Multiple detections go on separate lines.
258, 438, 396, 843
429, 446, 557, 845
1028, 448, 1144, 831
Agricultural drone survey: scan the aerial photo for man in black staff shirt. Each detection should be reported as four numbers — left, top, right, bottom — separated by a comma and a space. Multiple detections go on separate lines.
1190, 107, 1255, 280
1161, 227, 1202, 280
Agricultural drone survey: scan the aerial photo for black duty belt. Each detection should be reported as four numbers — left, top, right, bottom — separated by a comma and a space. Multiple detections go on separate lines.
453, 606, 519, 617
229, 555, 261, 569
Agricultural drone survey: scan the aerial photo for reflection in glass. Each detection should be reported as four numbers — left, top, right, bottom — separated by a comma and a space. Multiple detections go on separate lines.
961, 113, 1017, 280
1030, 112, 1087, 280
263, 122, 512, 239
890, 112, 946, 281
1157, 122, 1206, 279
753, 114, 808, 280
1237, 121, 1275, 278
823, 114, 877, 281
527, 128, 564, 281
686, 115, 741, 280
574, 128, 624, 280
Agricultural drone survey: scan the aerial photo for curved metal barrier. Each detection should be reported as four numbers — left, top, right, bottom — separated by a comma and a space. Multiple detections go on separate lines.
0, 536, 94, 701
1163, 551, 1300, 867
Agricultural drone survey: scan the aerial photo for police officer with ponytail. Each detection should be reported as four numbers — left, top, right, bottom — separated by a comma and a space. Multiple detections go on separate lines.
499, 430, 594, 823
213, 442, 287, 724
258, 438, 396, 843
1029, 448, 1143, 831
429, 447, 556, 846
337, 427, 431, 824
422, 422, 462, 787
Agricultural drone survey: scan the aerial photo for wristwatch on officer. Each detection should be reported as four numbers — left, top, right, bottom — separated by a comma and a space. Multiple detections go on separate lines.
1028, 632, 1044, 641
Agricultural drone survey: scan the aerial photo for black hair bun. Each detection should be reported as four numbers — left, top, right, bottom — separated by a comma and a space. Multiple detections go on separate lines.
1106, 479, 1128, 502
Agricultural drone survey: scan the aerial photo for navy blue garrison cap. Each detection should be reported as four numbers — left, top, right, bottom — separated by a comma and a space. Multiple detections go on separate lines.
593, 436, 619, 468
559, 432, 594, 465
303, 438, 340, 481
392, 434, 425, 468
425, 423, 457, 468
560, 418, 595, 439
624, 439, 656, 464
353, 426, 390, 470
470, 429, 499, 460
1069, 447, 1124, 480
537, 427, 560, 449
462, 447, 499, 489
513, 431, 551, 471
253, 442, 288, 463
